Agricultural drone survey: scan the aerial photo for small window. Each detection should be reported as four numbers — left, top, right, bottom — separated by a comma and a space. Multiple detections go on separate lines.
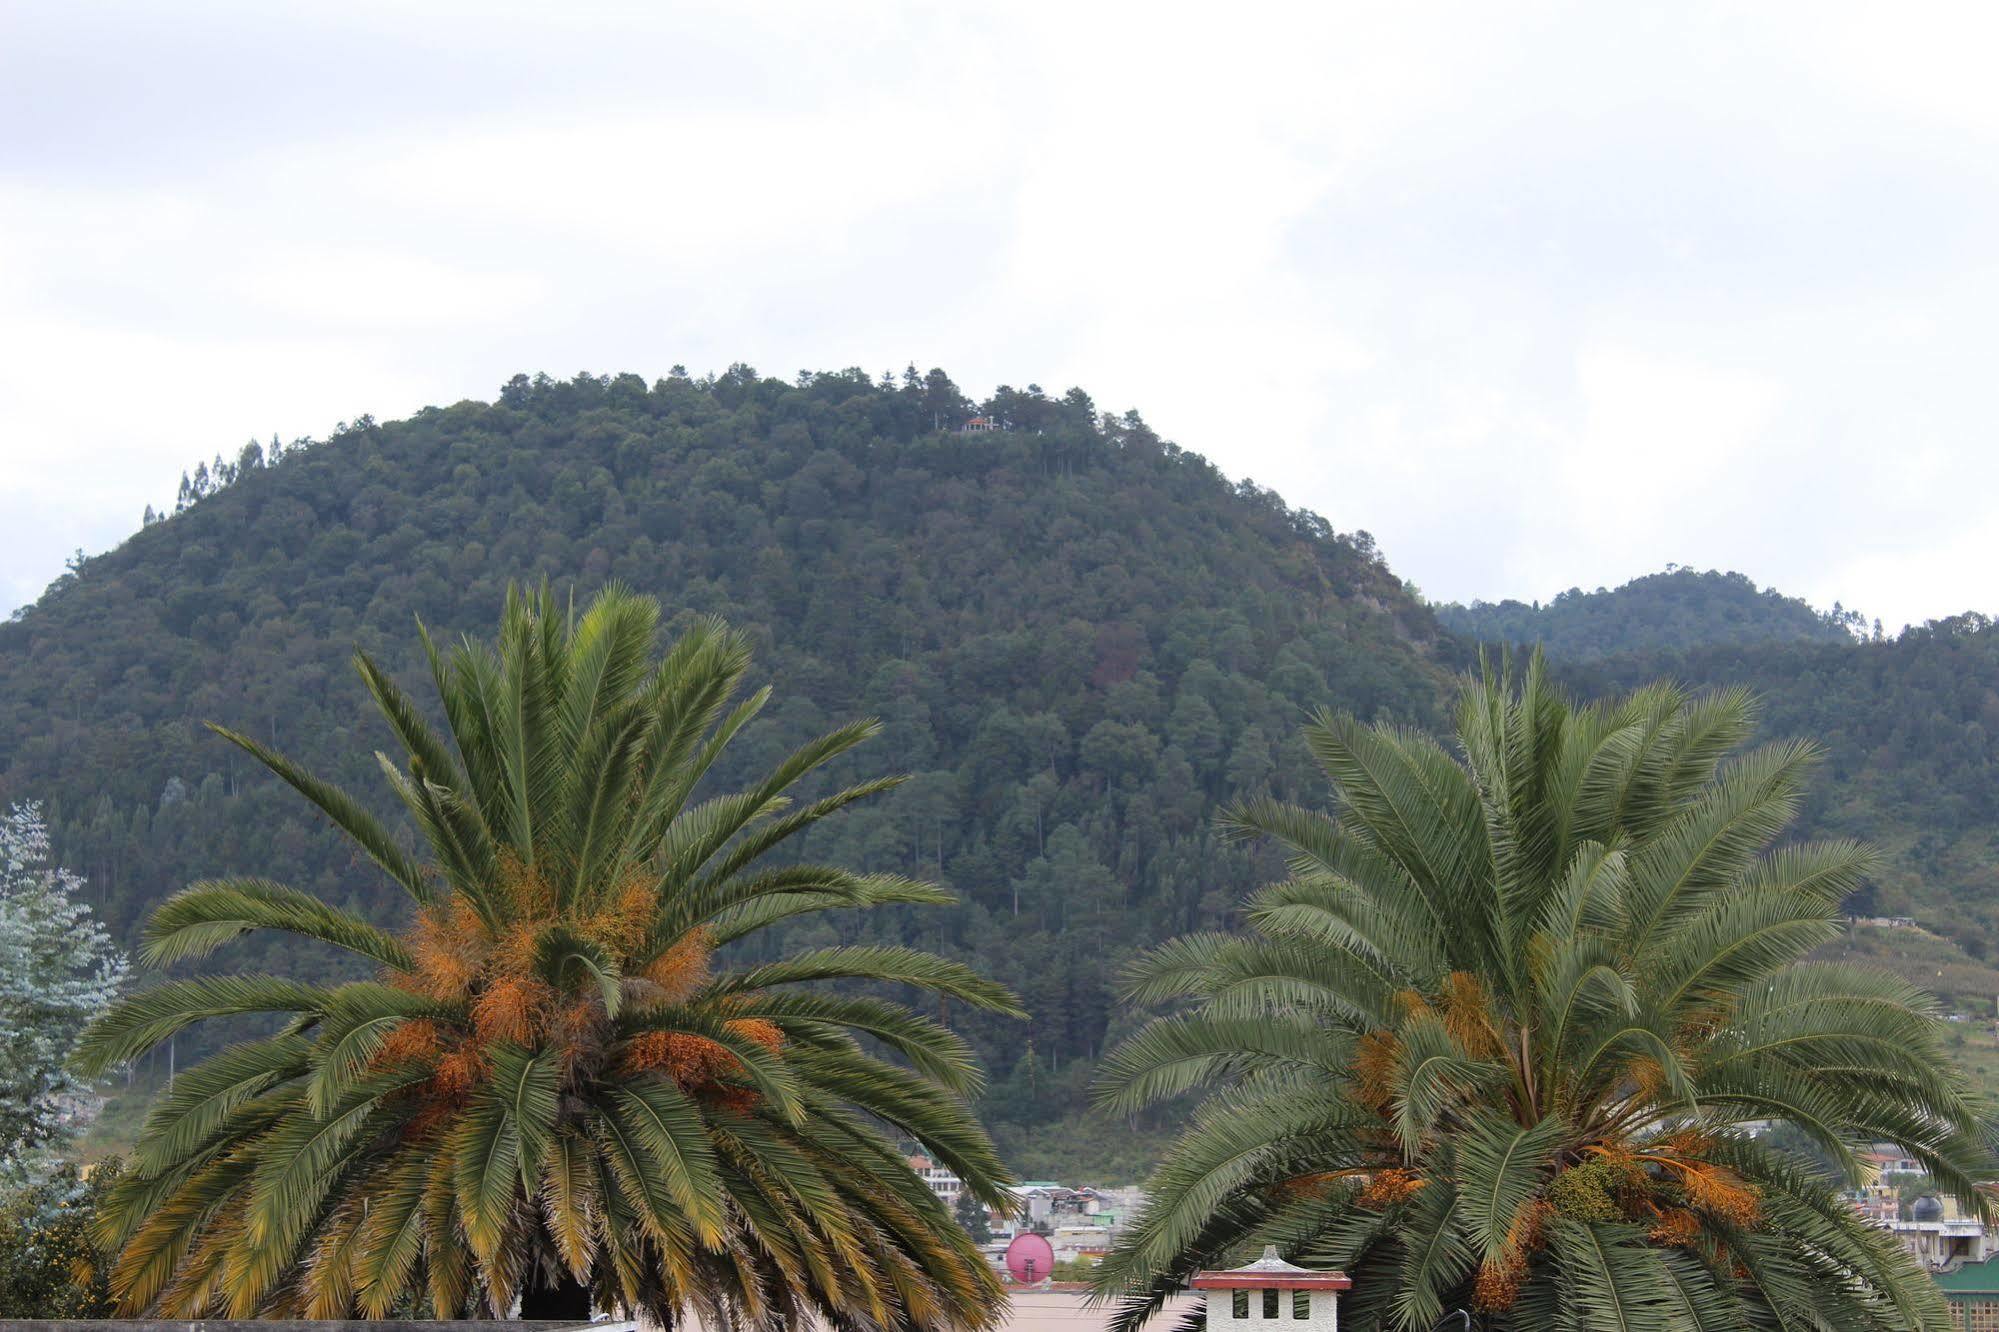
1232, 1291, 1249, 1319
1292, 1292, 1310, 1320
1262, 1290, 1279, 1319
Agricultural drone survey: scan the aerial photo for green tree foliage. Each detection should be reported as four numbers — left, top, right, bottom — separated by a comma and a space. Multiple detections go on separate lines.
1562, 612, 1999, 957
953, 1190, 993, 1245
0, 803, 127, 1176
1094, 659, 1988, 1331
73, 585, 1022, 1326
1446, 574, 1999, 1002
0, 367, 1449, 1162
0, 1157, 121, 1317
1436, 568, 1863, 662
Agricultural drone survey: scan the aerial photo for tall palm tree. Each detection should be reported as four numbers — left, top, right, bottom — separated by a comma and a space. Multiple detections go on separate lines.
75, 584, 1022, 1329
1094, 658, 1992, 1332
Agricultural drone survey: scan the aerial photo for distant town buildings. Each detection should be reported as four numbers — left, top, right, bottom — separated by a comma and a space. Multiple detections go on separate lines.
1845, 1145, 1999, 1326
1861, 1145, 1927, 1178
1880, 1193, 1999, 1326
946, 1175, 1147, 1282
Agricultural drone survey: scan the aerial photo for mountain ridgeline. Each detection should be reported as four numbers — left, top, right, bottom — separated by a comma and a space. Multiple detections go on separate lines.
0, 367, 1456, 1177
1435, 567, 1869, 662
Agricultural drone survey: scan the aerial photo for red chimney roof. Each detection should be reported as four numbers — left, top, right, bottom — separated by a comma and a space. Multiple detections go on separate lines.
1190, 1246, 1352, 1292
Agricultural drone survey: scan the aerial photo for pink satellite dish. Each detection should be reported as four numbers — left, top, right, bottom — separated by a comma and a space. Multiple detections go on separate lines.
1006, 1232, 1055, 1285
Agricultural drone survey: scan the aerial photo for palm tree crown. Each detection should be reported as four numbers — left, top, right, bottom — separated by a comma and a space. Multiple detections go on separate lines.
1095, 658, 1991, 1332
77, 584, 1022, 1329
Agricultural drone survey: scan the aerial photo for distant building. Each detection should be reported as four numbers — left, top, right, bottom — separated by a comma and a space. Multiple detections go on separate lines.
1863, 1190, 1999, 1325
1887, 1200, 1994, 1271
960, 415, 1004, 433
1931, 1255, 1999, 1327
1851, 1181, 1900, 1224
999, 1182, 1122, 1230
1860, 1145, 1927, 1179
1847, 914, 1921, 931
907, 1153, 963, 1208
1047, 1222, 1114, 1266
1192, 1247, 1351, 1332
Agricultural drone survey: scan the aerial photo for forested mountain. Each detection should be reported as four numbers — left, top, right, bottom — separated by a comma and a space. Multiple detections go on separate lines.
1436, 567, 1868, 660
0, 366, 1455, 1177
10, 364, 1999, 1179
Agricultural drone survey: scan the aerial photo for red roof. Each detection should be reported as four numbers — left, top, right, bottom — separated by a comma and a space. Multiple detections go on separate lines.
1191, 1247, 1352, 1291
1191, 1274, 1353, 1291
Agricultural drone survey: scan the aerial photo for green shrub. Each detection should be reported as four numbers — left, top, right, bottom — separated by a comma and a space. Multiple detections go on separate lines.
0, 1158, 120, 1317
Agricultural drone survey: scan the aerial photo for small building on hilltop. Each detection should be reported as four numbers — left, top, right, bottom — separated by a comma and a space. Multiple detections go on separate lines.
1192, 1246, 1352, 1332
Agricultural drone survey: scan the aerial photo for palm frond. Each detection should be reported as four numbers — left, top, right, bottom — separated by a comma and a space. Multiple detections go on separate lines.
141, 878, 414, 970
75, 975, 333, 1074
706, 944, 1025, 1017
1103, 667, 1974, 1331
207, 722, 432, 903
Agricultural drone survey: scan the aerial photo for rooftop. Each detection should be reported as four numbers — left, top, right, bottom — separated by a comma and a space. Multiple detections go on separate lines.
1190, 1246, 1353, 1292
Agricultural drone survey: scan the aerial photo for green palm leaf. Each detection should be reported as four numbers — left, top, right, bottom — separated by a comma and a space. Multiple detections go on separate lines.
91, 585, 1014, 1330
141, 877, 414, 970
1096, 656, 1993, 1331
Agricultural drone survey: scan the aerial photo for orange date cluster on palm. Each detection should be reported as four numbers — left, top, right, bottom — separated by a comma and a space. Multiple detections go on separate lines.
1292, 977, 1764, 1318
1321, 1140, 1762, 1315
374, 857, 783, 1121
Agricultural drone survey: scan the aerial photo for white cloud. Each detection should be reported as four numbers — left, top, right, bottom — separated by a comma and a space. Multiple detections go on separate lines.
2, 0, 1998, 627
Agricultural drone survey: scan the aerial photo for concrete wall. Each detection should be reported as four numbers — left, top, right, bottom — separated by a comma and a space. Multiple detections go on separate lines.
1203, 1287, 1340, 1332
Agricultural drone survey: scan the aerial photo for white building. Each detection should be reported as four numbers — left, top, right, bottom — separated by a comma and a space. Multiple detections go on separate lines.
1192, 1247, 1351, 1332
1885, 1195, 1996, 1270
1047, 1223, 1114, 1266
907, 1154, 964, 1208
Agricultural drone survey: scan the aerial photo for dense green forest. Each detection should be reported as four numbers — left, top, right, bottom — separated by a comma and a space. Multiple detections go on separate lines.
7, 365, 1999, 1178
0, 366, 1455, 1178
1435, 566, 1870, 660
1442, 569, 1999, 970
1562, 616, 1999, 957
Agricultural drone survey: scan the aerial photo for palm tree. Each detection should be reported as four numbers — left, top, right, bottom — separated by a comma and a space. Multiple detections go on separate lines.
75, 584, 1022, 1329
1094, 658, 1992, 1332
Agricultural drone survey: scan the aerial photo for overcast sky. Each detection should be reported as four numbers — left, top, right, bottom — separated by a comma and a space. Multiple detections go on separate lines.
4, 1, 1996, 628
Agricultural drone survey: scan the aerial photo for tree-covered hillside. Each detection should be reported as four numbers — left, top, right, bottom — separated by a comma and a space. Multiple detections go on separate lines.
1437, 567, 1867, 661
1445, 570, 1999, 986
0, 366, 1455, 1177
1562, 614, 1999, 960
14, 365, 1999, 1177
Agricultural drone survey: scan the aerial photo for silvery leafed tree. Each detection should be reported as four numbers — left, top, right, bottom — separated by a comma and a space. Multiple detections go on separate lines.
76, 584, 1020, 1329
1094, 658, 1991, 1332
0, 801, 126, 1176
